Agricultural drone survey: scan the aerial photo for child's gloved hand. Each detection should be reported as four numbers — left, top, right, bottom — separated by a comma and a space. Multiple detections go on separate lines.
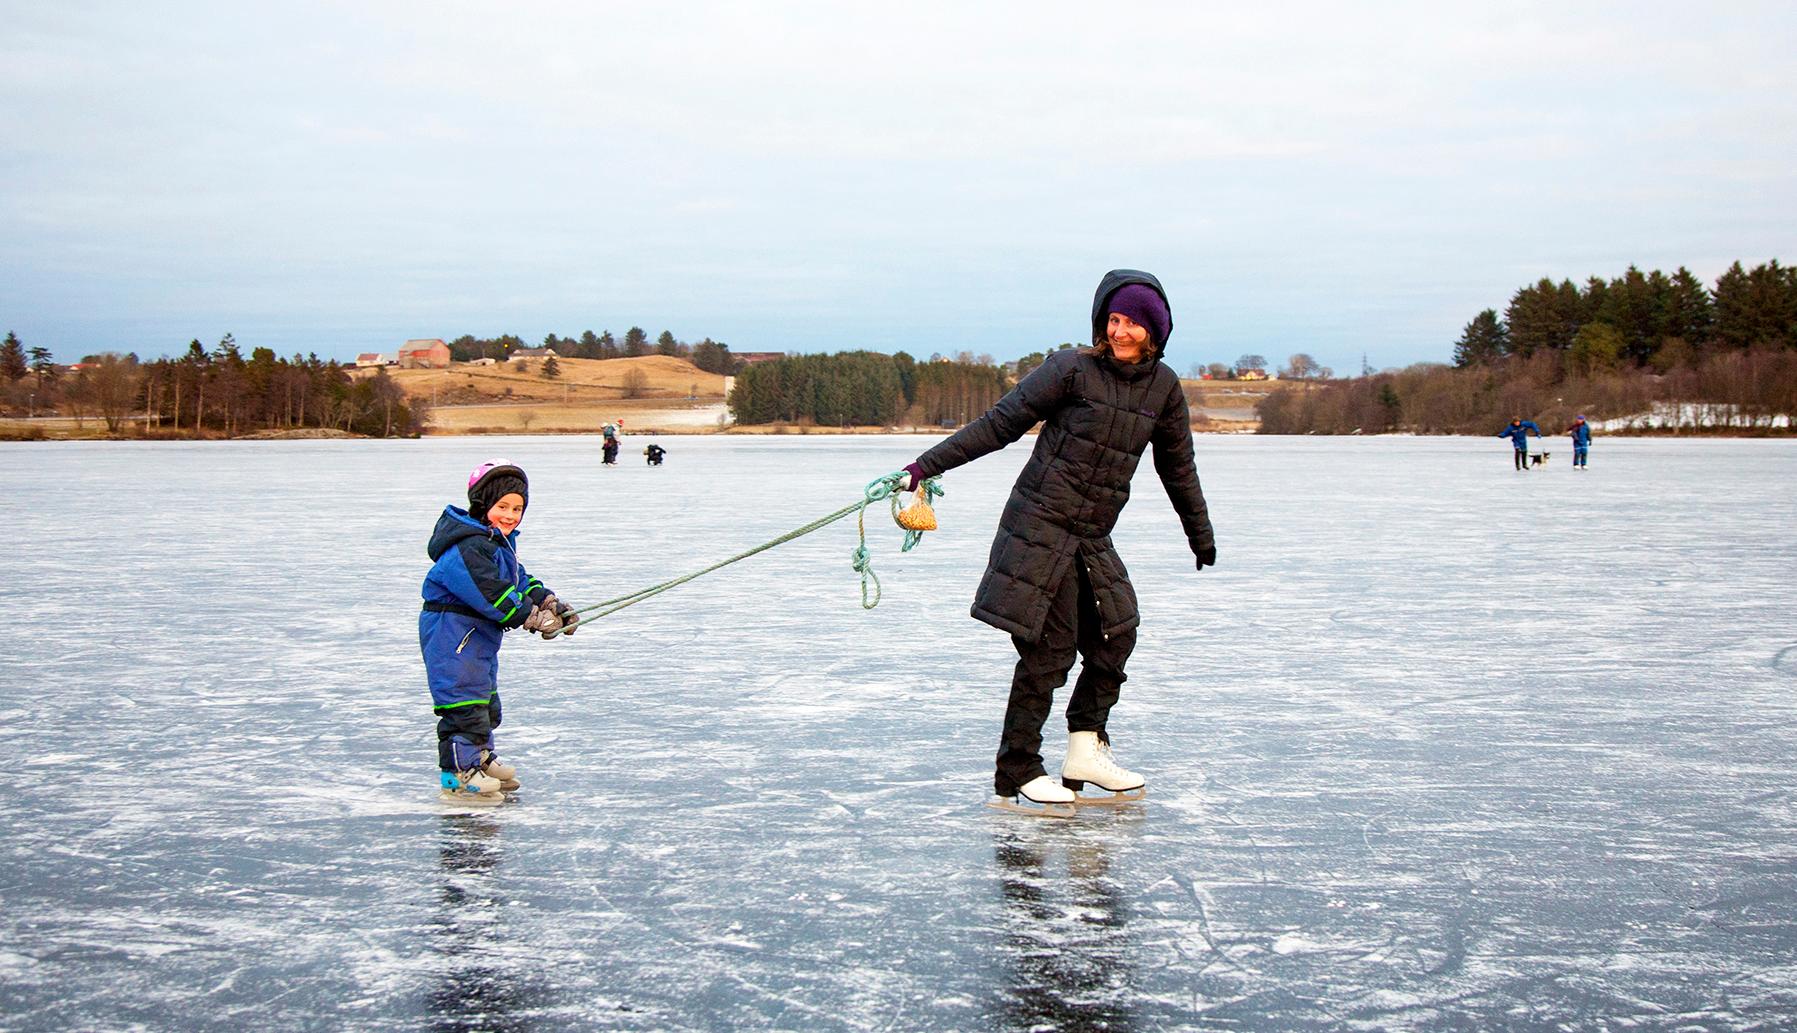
546, 600, 579, 639
523, 602, 564, 637
1195, 544, 1217, 571
535, 594, 574, 638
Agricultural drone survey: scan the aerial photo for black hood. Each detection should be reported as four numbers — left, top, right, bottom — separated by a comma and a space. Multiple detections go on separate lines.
1090, 269, 1173, 358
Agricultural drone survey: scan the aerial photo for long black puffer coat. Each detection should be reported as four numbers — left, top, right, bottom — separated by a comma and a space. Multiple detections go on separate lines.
914, 270, 1214, 643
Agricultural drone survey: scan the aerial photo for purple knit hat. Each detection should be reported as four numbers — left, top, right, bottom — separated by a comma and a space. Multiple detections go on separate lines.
1105, 283, 1171, 351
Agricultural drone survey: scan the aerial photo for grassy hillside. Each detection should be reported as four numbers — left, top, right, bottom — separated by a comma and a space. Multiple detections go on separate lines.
372, 354, 727, 406
1183, 378, 1291, 431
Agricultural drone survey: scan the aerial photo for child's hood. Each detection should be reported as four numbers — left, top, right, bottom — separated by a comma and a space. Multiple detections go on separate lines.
427, 505, 515, 561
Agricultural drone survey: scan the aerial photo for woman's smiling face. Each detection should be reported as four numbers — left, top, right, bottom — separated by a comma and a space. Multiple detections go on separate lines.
1106, 312, 1150, 363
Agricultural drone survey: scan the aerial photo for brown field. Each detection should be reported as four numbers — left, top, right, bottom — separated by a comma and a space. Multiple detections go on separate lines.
367, 354, 731, 434
425, 398, 730, 435
1183, 378, 1288, 431
370, 354, 727, 408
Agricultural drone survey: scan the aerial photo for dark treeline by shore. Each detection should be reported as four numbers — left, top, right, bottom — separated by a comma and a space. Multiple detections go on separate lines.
1259, 259, 1797, 434
0, 334, 426, 438
728, 351, 1008, 427
451, 328, 739, 374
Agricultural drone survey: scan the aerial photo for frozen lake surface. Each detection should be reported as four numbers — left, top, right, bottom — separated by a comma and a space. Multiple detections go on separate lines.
3, 434, 1795, 1031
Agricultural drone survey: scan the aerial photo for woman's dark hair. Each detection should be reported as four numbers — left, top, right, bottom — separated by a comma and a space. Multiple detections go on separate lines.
1086, 325, 1160, 361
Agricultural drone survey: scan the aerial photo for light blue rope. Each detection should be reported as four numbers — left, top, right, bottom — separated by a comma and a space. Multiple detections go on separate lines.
566, 471, 942, 620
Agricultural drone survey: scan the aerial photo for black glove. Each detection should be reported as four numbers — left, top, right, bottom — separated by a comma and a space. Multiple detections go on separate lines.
1195, 544, 1217, 571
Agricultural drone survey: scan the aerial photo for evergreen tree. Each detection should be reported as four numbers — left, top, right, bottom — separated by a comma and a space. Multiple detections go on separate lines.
656, 330, 680, 356
28, 345, 57, 384
1712, 261, 1754, 348
691, 338, 734, 374
1580, 276, 1609, 326
1505, 278, 1582, 356
0, 332, 26, 381
1597, 265, 1666, 365
623, 327, 648, 357
1377, 382, 1401, 429
1568, 322, 1624, 376
1663, 267, 1715, 346
542, 354, 561, 379
1452, 309, 1508, 367
1716, 259, 1797, 348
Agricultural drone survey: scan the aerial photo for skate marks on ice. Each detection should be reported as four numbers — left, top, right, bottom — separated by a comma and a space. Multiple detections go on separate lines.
5, 437, 1797, 1029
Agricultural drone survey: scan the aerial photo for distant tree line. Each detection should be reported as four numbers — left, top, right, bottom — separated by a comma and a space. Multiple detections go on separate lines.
1260, 259, 1797, 434
1452, 260, 1794, 370
447, 327, 740, 374
728, 351, 1007, 427
0, 332, 425, 437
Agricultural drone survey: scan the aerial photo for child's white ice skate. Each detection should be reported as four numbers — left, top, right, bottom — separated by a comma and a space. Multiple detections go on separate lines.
439, 767, 507, 806
987, 774, 1077, 819
479, 751, 521, 792
1061, 731, 1147, 805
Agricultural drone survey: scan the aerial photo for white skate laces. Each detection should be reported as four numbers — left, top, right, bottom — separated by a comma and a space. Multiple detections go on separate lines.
1094, 740, 1128, 778
1062, 731, 1146, 794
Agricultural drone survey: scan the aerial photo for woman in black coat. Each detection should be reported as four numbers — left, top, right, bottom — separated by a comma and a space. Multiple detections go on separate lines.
898, 269, 1216, 812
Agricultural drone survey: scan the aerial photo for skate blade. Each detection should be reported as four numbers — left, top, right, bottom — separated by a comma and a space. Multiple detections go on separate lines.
439, 789, 507, 808
1070, 786, 1147, 807
986, 799, 1077, 820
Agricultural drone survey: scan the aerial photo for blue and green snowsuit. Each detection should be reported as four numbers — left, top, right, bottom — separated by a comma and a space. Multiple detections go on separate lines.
420, 506, 553, 772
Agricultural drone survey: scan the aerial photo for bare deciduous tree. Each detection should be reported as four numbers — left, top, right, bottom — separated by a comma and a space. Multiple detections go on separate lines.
88, 353, 143, 432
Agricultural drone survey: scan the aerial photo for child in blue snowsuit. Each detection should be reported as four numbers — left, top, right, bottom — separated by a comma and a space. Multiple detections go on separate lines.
1498, 418, 1543, 471
1565, 415, 1592, 468
421, 460, 578, 803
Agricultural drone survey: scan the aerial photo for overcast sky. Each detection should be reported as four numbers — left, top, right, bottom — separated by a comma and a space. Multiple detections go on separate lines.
3, 1, 1793, 373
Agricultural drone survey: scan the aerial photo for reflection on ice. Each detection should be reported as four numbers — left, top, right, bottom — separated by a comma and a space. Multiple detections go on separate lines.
991, 811, 1144, 1031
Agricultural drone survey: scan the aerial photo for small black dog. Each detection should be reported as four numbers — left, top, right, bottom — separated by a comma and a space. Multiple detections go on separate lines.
1529, 451, 1552, 467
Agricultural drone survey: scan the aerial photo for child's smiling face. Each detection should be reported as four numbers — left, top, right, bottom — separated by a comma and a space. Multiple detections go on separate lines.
486, 493, 525, 535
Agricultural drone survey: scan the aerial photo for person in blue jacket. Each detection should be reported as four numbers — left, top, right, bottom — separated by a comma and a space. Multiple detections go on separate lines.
421, 460, 578, 804
1497, 417, 1543, 471
1564, 415, 1592, 468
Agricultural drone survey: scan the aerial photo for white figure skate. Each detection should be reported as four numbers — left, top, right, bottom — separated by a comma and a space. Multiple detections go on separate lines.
987, 774, 1078, 819
1061, 731, 1147, 805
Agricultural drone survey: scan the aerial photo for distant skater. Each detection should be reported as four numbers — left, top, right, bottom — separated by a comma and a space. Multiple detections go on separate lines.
893, 269, 1215, 815
420, 460, 579, 805
601, 422, 621, 465
1498, 417, 1543, 471
644, 443, 667, 466
1564, 415, 1592, 469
